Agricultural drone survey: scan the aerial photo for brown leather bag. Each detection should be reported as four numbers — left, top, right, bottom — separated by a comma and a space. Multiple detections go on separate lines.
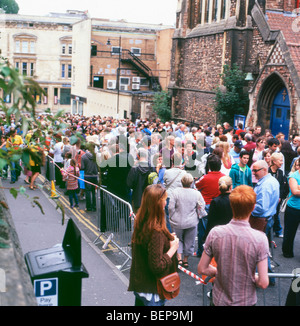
157, 272, 180, 300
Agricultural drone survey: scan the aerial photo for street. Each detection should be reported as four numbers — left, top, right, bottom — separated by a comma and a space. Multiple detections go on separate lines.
2, 172, 300, 307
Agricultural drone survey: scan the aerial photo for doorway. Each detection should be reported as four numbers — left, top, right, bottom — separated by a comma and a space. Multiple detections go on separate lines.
270, 87, 290, 139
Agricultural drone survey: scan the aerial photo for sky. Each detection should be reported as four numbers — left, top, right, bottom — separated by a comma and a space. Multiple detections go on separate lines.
16, 0, 178, 26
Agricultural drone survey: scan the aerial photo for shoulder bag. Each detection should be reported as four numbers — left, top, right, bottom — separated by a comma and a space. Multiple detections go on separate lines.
157, 272, 180, 300
280, 195, 293, 213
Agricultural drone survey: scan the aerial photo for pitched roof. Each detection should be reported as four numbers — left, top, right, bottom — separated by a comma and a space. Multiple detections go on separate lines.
266, 11, 300, 74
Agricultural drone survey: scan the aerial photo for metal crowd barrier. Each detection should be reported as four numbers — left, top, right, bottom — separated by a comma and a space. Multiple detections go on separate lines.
44, 155, 135, 271
197, 272, 300, 306
94, 187, 135, 272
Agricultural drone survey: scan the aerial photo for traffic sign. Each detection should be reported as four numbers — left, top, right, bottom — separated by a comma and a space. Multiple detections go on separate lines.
34, 278, 58, 306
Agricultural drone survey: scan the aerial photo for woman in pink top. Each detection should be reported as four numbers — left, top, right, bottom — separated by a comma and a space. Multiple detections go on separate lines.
62, 159, 80, 208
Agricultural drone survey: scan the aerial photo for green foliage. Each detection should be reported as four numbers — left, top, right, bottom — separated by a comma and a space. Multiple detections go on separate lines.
152, 90, 172, 122
214, 64, 249, 125
0, 58, 68, 230
0, 0, 19, 13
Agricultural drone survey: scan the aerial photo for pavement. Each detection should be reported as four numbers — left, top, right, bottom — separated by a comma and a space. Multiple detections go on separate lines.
2, 174, 134, 307
2, 171, 300, 307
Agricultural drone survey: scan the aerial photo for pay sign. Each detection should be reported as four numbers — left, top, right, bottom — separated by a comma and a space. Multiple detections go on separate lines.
34, 278, 58, 306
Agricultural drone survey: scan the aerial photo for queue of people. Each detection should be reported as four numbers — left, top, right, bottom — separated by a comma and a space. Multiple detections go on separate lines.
1, 113, 300, 306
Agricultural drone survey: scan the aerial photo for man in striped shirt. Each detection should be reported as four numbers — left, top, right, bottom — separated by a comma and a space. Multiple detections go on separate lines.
198, 185, 269, 306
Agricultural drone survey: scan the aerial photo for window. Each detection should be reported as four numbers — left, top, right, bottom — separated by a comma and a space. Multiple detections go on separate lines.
140, 78, 149, 87
30, 41, 35, 53
112, 46, 122, 55
276, 108, 282, 119
60, 88, 71, 105
91, 45, 97, 56
22, 62, 27, 75
204, 0, 210, 23
131, 48, 141, 56
68, 65, 72, 78
22, 41, 28, 53
120, 77, 130, 85
68, 45, 72, 55
93, 76, 104, 88
198, 0, 203, 24
30, 63, 34, 76
198, 0, 228, 25
43, 88, 48, 104
62, 64, 66, 78
15, 61, 34, 76
212, 0, 218, 22
62, 44, 66, 54
54, 88, 58, 104
61, 64, 71, 79
15, 40, 20, 53
15, 38, 36, 54
220, 0, 227, 20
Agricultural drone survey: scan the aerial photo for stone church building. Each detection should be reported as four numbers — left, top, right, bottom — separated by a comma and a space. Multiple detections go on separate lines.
170, 0, 300, 138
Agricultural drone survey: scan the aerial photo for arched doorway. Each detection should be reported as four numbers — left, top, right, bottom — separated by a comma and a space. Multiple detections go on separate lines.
270, 88, 290, 139
255, 73, 291, 138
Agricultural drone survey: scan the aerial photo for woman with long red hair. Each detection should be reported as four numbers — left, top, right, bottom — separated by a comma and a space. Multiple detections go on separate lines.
128, 184, 179, 306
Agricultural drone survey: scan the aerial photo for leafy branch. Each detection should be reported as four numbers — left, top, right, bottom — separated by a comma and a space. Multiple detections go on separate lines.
0, 57, 68, 228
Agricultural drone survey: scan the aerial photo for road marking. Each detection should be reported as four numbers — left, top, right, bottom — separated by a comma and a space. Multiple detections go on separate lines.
38, 175, 115, 251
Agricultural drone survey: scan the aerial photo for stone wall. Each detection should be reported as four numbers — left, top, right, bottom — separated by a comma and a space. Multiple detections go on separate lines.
0, 181, 36, 306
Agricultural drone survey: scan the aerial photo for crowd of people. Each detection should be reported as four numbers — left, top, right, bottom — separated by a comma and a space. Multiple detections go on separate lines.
1, 113, 300, 306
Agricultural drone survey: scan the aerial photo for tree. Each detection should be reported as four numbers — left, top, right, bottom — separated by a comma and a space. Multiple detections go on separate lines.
0, 57, 67, 235
214, 64, 249, 125
152, 90, 172, 122
0, 0, 19, 13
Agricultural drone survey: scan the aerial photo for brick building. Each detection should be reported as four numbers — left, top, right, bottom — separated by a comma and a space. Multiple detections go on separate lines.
170, 0, 300, 138
71, 18, 174, 119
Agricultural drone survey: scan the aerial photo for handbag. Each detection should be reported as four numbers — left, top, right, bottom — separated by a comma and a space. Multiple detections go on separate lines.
280, 195, 292, 213
157, 272, 180, 300
197, 200, 208, 219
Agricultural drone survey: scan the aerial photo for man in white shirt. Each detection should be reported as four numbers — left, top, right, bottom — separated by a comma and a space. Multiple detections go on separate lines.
50, 134, 64, 188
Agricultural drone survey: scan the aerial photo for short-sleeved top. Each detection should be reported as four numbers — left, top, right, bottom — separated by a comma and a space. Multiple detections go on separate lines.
287, 170, 300, 210
204, 219, 269, 306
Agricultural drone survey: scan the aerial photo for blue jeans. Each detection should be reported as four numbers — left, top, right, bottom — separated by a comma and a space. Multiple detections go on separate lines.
134, 292, 166, 306
197, 204, 210, 257
165, 197, 172, 233
84, 177, 97, 211
68, 189, 79, 207
273, 202, 283, 236
10, 160, 21, 182
265, 217, 275, 284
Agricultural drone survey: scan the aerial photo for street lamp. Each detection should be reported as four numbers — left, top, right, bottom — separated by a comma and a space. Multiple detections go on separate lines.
107, 36, 121, 118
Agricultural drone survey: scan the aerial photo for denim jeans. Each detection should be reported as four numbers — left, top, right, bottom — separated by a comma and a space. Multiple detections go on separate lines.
10, 160, 21, 182
84, 177, 97, 211
165, 197, 172, 233
273, 202, 283, 236
197, 204, 210, 257
134, 292, 166, 306
68, 189, 79, 207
